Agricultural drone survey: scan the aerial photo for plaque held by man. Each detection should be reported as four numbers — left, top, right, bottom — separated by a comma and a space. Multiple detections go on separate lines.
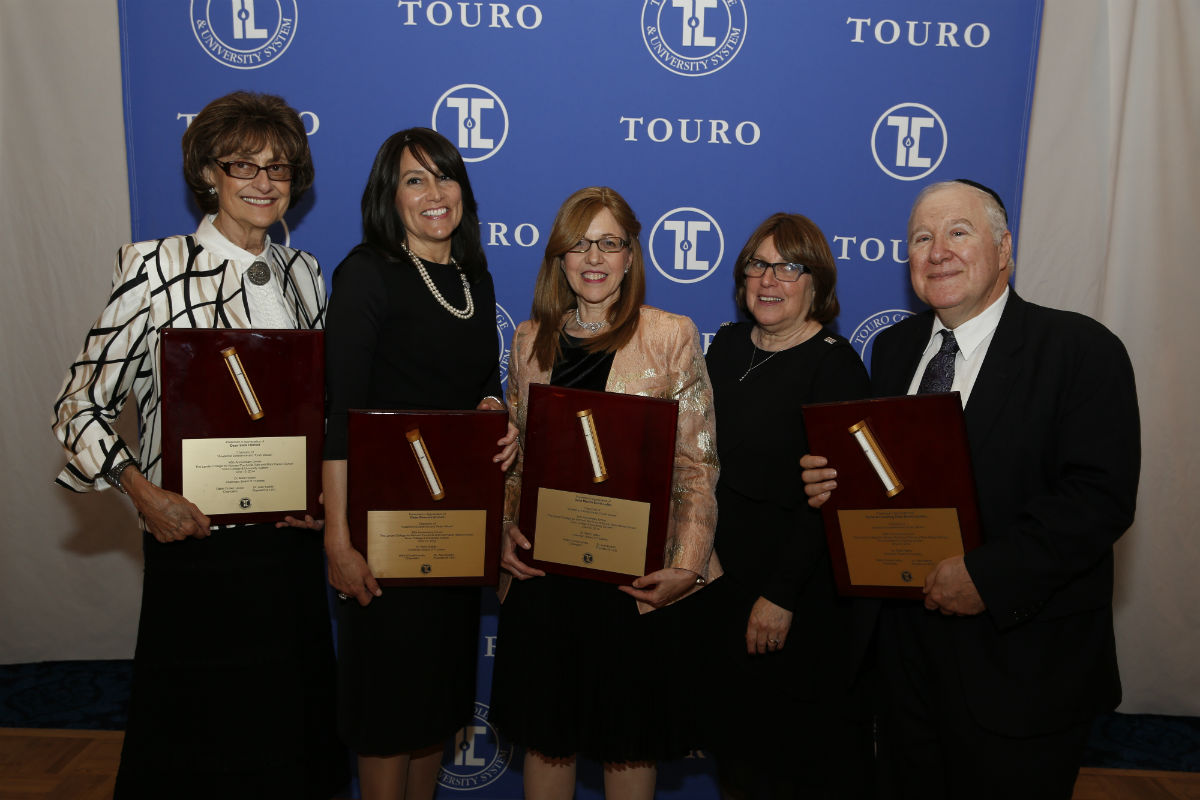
801, 393, 982, 599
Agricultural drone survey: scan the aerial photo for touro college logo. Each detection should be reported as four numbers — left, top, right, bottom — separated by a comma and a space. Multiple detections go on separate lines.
871, 102, 947, 181
438, 702, 513, 790
496, 303, 515, 387
641, 0, 747, 76
191, 0, 297, 69
432, 84, 509, 163
648, 207, 724, 284
849, 309, 914, 364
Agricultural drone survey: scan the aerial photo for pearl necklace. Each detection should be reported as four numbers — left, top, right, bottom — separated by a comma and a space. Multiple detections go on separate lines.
400, 241, 474, 320
573, 306, 608, 333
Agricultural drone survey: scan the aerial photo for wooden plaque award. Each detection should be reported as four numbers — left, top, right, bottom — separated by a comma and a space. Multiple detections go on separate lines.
160, 328, 323, 525
516, 384, 679, 584
801, 393, 983, 599
347, 409, 507, 586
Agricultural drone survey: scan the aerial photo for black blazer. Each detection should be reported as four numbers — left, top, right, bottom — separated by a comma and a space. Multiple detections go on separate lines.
871, 291, 1140, 736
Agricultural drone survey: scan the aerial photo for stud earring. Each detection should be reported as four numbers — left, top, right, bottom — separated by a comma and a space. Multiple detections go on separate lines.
208, 187, 217, 195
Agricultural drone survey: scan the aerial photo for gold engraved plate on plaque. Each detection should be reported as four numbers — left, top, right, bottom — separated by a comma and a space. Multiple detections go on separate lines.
405, 428, 445, 500
181, 435, 306, 514
848, 419, 903, 497
366, 509, 487, 578
837, 508, 964, 588
533, 487, 649, 575
221, 347, 264, 420
576, 409, 608, 483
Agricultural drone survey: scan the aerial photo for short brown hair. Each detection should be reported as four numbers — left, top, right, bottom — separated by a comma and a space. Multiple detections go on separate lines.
733, 213, 840, 324
529, 187, 646, 371
182, 91, 314, 215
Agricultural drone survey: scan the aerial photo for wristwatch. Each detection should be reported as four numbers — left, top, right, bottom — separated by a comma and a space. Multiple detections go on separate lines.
105, 457, 139, 494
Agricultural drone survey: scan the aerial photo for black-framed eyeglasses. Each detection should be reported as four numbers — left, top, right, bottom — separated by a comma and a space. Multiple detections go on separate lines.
566, 236, 629, 254
743, 258, 810, 282
212, 158, 295, 182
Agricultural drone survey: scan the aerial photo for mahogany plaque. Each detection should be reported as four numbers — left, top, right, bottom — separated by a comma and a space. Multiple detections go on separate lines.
801, 393, 982, 599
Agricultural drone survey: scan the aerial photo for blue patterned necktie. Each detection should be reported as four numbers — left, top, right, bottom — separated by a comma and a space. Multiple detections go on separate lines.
917, 329, 958, 394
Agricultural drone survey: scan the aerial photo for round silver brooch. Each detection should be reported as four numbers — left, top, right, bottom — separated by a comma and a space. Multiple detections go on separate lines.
246, 261, 271, 286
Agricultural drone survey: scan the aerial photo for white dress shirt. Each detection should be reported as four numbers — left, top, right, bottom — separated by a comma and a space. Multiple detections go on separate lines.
907, 287, 1010, 407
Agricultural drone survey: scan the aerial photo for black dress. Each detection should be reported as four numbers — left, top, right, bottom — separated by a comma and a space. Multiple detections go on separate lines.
490, 334, 694, 764
324, 244, 501, 754
704, 322, 874, 797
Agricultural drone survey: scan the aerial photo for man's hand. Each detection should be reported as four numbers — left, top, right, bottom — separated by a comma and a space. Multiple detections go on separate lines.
799, 453, 837, 509
923, 555, 985, 615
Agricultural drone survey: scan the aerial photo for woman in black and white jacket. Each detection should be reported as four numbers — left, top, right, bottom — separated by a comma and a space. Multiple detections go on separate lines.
51, 91, 346, 799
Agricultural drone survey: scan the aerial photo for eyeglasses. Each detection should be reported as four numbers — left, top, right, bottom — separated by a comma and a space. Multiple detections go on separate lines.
743, 258, 810, 282
566, 236, 629, 254
212, 158, 295, 182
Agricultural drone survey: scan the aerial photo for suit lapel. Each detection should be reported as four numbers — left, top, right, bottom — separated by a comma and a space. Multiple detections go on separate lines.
874, 312, 933, 396
963, 292, 1027, 447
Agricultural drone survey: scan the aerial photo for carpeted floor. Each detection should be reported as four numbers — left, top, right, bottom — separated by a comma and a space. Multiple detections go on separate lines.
1, 660, 1197, 773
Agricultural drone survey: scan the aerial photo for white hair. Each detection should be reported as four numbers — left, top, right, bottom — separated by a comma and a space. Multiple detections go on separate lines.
909, 180, 1014, 268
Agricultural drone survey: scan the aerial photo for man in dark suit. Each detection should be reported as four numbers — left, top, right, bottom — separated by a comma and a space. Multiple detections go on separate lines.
802, 180, 1140, 798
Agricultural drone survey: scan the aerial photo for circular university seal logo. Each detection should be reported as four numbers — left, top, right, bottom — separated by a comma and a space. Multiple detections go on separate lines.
496, 303, 516, 387
438, 702, 514, 791
191, 0, 298, 70
641, 0, 747, 77
849, 309, 914, 366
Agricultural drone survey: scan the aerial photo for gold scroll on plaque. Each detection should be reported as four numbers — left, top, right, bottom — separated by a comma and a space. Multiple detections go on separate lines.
576, 409, 609, 483
220, 346, 264, 420
406, 428, 445, 501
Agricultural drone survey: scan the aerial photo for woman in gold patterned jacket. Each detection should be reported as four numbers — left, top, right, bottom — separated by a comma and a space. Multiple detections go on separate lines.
489, 186, 720, 800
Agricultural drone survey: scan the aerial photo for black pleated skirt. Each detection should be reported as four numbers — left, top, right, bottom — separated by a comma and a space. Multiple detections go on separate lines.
490, 574, 707, 764
114, 524, 347, 799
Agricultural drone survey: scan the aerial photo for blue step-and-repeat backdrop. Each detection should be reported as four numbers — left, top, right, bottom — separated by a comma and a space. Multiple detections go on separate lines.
118, 2, 1042, 796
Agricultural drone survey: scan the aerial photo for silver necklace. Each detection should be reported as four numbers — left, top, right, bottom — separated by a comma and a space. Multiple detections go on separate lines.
400, 241, 474, 320
740, 344, 780, 382
573, 306, 608, 333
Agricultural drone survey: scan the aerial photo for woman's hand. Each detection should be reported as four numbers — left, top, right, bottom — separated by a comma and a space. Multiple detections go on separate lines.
278, 492, 324, 530
745, 596, 793, 655
277, 514, 324, 530
500, 522, 544, 580
619, 567, 698, 608
125, 470, 210, 543
477, 396, 519, 471
326, 540, 381, 606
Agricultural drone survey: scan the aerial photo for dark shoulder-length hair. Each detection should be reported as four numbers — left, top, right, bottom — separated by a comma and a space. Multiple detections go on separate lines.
182, 91, 314, 216
733, 212, 840, 324
359, 127, 487, 282
529, 187, 646, 371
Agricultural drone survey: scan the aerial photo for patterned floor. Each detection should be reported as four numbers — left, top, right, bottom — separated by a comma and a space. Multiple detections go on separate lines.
1, 660, 1196, 773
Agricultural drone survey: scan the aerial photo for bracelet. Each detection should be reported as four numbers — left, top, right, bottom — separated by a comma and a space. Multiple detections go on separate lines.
105, 457, 139, 494
482, 395, 503, 407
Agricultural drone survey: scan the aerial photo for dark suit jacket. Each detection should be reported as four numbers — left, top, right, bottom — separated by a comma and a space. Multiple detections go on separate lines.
872, 291, 1140, 736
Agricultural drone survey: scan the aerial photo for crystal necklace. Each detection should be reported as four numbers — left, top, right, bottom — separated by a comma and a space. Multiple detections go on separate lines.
573, 306, 608, 333
400, 240, 474, 320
